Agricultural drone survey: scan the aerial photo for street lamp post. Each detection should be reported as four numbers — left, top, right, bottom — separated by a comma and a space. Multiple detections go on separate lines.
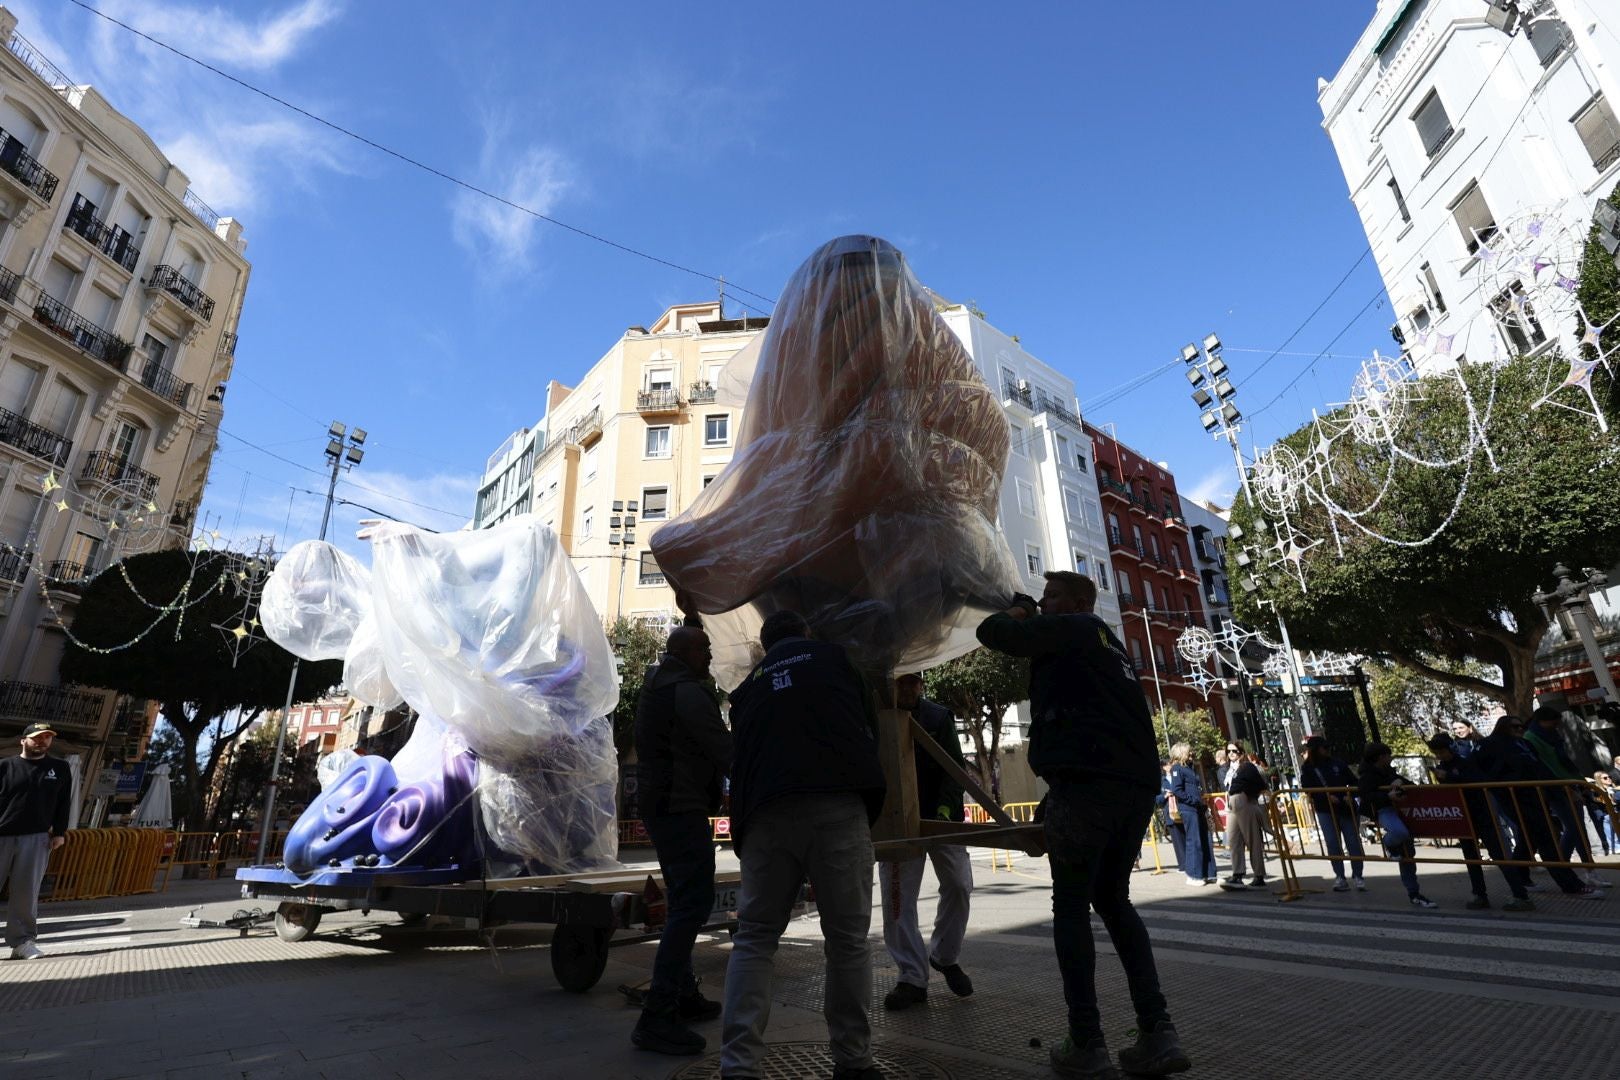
255, 421, 366, 867
1532, 562, 1620, 705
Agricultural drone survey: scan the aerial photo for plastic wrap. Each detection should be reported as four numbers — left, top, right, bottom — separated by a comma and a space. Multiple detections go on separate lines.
315, 748, 360, 791
650, 234, 1021, 687
262, 517, 622, 875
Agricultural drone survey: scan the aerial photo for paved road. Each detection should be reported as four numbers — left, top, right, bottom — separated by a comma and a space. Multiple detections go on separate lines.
1, 845, 1617, 1079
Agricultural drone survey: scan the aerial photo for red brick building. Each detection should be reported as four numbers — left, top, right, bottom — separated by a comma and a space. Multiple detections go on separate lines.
1085, 423, 1227, 730
284, 695, 351, 754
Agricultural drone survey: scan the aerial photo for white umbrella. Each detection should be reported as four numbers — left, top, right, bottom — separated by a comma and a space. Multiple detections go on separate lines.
131, 763, 172, 829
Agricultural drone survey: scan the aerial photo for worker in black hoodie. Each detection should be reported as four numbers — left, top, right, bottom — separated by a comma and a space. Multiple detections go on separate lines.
1, 722, 72, 960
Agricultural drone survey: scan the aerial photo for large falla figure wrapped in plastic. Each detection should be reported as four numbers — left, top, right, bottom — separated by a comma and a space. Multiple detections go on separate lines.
652, 234, 1021, 687
259, 518, 621, 876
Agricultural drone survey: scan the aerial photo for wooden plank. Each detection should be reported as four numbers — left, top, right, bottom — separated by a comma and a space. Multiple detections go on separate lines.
908, 717, 1016, 828
562, 870, 745, 894
906, 819, 1045, 854
870, 704, 921, 857
447, 869, 744, 894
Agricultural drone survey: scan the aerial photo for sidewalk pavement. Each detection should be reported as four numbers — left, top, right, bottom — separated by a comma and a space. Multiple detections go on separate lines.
0, 842, 1616, 1079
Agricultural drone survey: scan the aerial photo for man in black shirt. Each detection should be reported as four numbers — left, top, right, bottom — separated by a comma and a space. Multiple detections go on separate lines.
720, 611, 886, 1080
977, 572, 1189, 1078
1, 722, 72, 959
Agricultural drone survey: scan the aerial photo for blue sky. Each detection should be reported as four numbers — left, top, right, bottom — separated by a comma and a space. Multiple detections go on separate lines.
16, 0, 1392, 552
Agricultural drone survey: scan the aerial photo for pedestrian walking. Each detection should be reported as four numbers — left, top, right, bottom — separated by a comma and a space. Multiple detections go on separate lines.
720, 610, 887, 1080
1219, 751, 1269, 891
1167, 745, 1216, 886
1591, 772, 1619, 856
1, 722, 72, 959
1525, 707, 1605, 885
1297, 736, 1366, 892
1156, 760, 1186, 874
880, 673, 975, 1011
978, 572, 1190, 1078
1427, 734, 1533, 912
630, 622, 733, 1055
1476, 717, 1603, 899
1358, 743, 1437, 909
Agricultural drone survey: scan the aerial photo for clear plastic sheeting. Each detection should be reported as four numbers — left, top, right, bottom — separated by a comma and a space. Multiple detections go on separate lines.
316, 748, 360, 791
259, 517, 622, 874
652, 234, 1021, 688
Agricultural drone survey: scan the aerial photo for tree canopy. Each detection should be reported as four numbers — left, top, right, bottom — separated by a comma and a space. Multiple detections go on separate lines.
607, 616, 668, 757
1154, 706, 1224, 763
922, 646, 1029, 801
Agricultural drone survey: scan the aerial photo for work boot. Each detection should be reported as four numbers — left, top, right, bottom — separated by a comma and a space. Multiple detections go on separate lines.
1116, 1021, 1191, 1076
631, 993, 706, 1055
678, 987, 722, 1022
930, 958, 974, 997
1050, 1035, 1120, 1079
882, 981, 927, 1010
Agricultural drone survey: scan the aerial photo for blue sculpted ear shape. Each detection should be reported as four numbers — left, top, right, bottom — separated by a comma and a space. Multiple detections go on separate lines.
282, 755, 398, 874
370, 750, 479, 867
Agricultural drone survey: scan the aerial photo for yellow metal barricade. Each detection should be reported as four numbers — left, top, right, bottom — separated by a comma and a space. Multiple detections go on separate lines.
41, 828, 174, 901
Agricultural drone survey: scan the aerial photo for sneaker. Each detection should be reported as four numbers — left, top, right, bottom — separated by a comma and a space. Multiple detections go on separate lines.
1203, 877, 1219, 885
1526, 881, 1549, 893
677, 989, 722, 1022
1409, 894, 1438, 909
8, 941, 43, 960
1249, 877, 1268, 889
1050, 1035, 1120, 1079
631, 1006, 706, 1055
1571, 884, 1605, 899
1332, 876, 1350, 892
1116, 1021, 1192, 1076
883, 981, 928, 1011
930, 958, 974, 998
1183, 876, 1205, 887
1587, 873, 1612, 888
1465, 895, 1490, 910
1502, 897, 1536, 912
1352, 878, 1367, 891
1217, 878, 1247, 891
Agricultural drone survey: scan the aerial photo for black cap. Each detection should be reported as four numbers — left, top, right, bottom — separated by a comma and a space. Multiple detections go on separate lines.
22, 722, 56, 738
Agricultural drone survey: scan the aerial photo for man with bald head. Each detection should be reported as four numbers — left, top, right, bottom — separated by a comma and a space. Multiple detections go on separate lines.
631, 620, 733, 1055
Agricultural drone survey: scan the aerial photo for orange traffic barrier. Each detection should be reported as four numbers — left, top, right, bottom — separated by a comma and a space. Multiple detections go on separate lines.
41, 828, 171, 901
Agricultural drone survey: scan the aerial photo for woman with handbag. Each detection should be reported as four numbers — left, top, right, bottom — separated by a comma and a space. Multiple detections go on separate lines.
1156, 759, 1186, 872
1168, 743, 1216, 885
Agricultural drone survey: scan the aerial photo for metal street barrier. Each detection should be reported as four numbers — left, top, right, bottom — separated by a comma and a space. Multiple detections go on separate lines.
166, 829, 288, 885
40, 828, 172, 901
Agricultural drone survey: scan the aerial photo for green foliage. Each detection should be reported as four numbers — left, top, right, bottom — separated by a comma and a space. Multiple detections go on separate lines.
1379, 724, 1430, 759
1577, 186, 1620, 340
1153, 706, 1224, 762
60, 549, 342, 825
923, 647, 1029, 799
607, 617, 669, 756
1231, 349, 1620, 718
1366, 657, 1494, 733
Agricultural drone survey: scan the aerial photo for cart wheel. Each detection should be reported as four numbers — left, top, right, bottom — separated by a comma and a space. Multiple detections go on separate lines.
274, 902, 323, 943
550, 925, 612, 992
397, 912, 428, 927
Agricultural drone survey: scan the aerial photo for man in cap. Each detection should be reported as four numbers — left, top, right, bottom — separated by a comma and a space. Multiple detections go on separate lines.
1, 723, 73, 959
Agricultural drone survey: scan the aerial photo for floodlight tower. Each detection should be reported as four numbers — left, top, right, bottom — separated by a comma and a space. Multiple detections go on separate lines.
1181, 334, 1251, 501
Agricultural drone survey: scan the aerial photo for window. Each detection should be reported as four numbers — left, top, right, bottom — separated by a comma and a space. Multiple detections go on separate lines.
645, 367, 673, 392
0, 360, 39, 414
1421, 263, 1446, 314
1532, 18, 1571, 67
1095, 562, 1109, 590
1025, 544, 1043, 577
1075, 449, 1088, 471
1064, 487, 1084, 522
704, 413, 730, 446
582, 444, 597, 483
1490, 282, 1547, 354
641, 486, 669, 521
1119, 569, 1133, 601
1010, 424, 1026, 456
580, 506, 593, 539
1107, 512, 1122, 543
1073, 551, 1087, 576
1149, 535, 1162, 561
1015, 478, 1037, 516
702, 474, 716, 489
1412, 90, 1454, 158
645, 425, 671, 458
1388, 175, 1411, 223
1085, 499, 1102, 529
1450, 182, 1496, 255
1055, 434, 1069, 465
1131, 524, 1144, 552
109, 419, 143, 463
64, 531, 101, 574
1154, 643, 1168, 670
639, 551, 665, 586
1574, 95, 1620, 173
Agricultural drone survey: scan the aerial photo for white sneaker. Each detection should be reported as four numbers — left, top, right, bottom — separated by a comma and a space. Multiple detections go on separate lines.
9, 941, 43, 960
1353, 878, 1367, 891
1332, 876, 1350, 892
1588, 873, 1612, 888
1185, 876, 1206, 887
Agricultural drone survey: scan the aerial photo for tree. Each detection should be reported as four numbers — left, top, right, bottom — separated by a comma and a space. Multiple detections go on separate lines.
1365, 657, 1495, 740
607, 616, 668, 757
60, 550, 342, 830
1153, 706, 1224, 764
922, 647, 1030, 802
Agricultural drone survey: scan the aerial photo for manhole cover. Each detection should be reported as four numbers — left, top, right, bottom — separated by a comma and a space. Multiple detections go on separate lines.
670, 1040, 955, 1079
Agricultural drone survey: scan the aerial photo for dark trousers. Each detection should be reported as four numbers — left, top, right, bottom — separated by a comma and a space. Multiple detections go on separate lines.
644, 811, 716, 1001
1166, 818, 1187, 871
1497, 799, 1583, 893
1180, 805, 1216, 881
1046, 778, 1171, 1043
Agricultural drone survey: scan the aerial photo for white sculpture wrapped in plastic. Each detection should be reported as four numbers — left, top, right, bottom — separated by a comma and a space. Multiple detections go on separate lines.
259, 516, 621, 876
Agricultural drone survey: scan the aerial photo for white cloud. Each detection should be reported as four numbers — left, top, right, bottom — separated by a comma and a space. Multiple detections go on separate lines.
97, 0, 343, 72
450, 123, 572, 272
1184, 466, 1238, 509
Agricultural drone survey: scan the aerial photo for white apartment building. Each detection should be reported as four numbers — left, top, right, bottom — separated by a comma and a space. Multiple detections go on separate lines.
1319, 0, 1620, 372
0, 9, 246, 774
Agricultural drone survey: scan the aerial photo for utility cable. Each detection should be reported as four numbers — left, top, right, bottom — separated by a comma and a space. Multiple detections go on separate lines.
62, 0, 778, 308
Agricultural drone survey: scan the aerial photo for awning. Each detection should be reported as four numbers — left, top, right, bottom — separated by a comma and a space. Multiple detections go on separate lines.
1374, 0, 1421, 56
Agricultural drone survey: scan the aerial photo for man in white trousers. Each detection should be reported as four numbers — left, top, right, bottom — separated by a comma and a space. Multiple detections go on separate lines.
880, 673, 975, 1009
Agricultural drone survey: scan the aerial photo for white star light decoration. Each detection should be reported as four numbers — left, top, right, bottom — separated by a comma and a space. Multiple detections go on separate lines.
1173, 618, 1284, 701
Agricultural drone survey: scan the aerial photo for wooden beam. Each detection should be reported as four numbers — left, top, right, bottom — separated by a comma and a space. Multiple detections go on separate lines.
909, 717, 1016, 828
871, 705, 921, 858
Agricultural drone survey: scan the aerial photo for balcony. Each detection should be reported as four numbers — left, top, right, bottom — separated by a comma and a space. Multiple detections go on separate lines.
1035, 392, 1081, 428
0, 128, 57, 204
171, 501, 196, 530
0, 405, 72, 467
1164, 512, 1189, 532
637, 388, 682, 415
688, 381, 717, 405
0, 548, 30, 585
31, 292, 133, 369
0, 680, 106, 734
132, 355, 195, 410
1118, 590, 1140, 609
1099, 477, 1131, 504
64, 194, 141, 273
1108, 526, 1132, 553
80, 451, 159, 501
567, 406, 602, 448
1131, 658, 1146, 675
1001, 379, 1033, 411
44, 560, 91, 592
145, 264, 214, 323
217, 331, 238, 359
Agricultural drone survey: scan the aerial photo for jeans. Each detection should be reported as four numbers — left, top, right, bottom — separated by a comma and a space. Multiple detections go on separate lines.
721, 793, 874, 1075
1376, 809, 1421, 897
1166, 818, 1186, 872
1549, 791, 1595, 864
643, 811, 716, 1001
1314, 803, 1365, 881
0, 833, 49, 947
1592, 802, 1619, 855
879, 844, 972, 987
1180, 805, 1216, 881
1046, 777, 1171, 1043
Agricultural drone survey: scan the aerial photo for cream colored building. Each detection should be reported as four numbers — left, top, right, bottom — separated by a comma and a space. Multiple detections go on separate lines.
475, 301, 765, 629
0, 9, 246, 774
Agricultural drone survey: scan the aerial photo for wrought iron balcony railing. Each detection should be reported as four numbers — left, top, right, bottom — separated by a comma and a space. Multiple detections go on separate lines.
1001, 380, 1033, 410
31, 291, 132, 369
80, 450, 159, 500
134, 357, 194, 410
0, 264, 19, 306
44, 560, 90, 585
636, 388, 682, 413
0, 548, 30, 584
0, 128, 56, 203
146, 264, 214, 322
0, 680, 105, 732
217, 331, 237, 358
0, 405, 71, 467
65, 194, 141, 272
688, 381, 717, 404
1035, 393, 1081, 428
